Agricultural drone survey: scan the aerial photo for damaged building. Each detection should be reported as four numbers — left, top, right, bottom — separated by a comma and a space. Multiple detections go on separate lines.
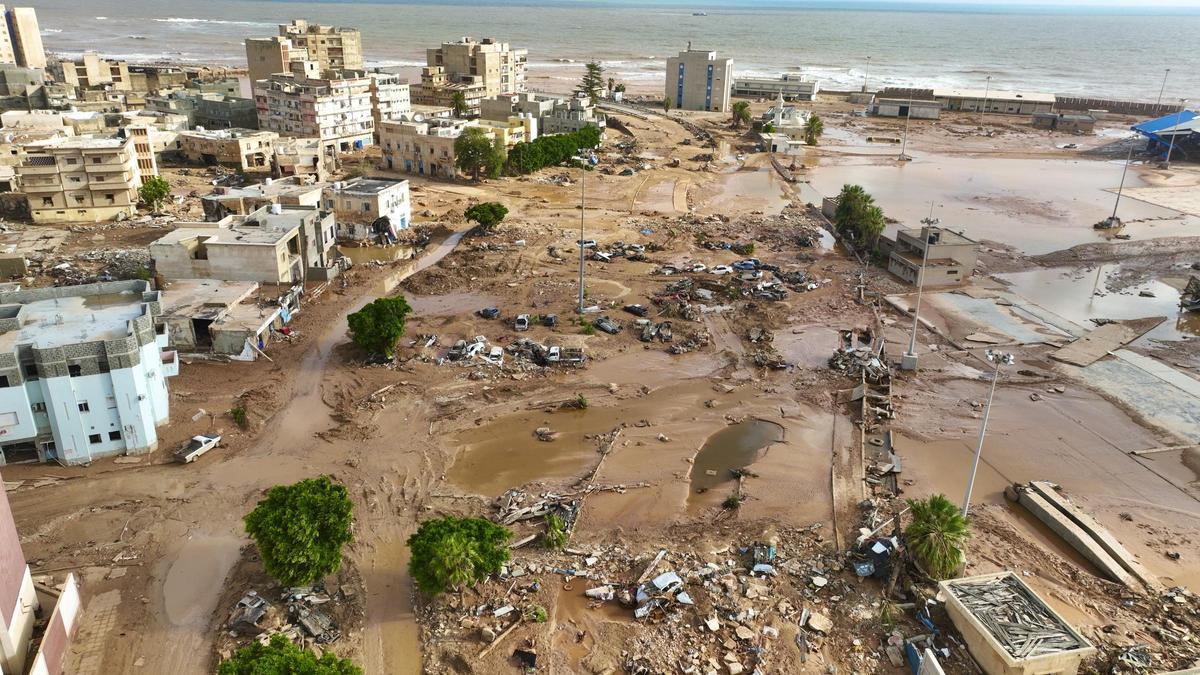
158, 279, 298, 360
882, 226, 980, 287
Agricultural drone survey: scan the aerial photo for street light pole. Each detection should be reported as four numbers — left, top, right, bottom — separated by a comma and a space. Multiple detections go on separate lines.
1110, 144, 1134, 225
962, 349, 1014, 517
1164, 99, 1189, 169
899, 94, 913, 161
901, 202, 938, 371
577, 160, 586, 312
863, 56, 871, 93
1156, 68, 1171, 107
979, 75, 991, 129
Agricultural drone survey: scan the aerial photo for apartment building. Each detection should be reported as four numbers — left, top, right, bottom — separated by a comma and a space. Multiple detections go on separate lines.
368, 73, 411, 142
0, 280, 175, 466
246, 20, 362, 85
411, 66, 488, 116
426, 37, 526, 99
124, 125, 158, 185
246, 36, 307, 86
15, 135, 143, 224
200, 176, 324, 221
481, 92, 603, 136
378, 117, 480, 179
151, 204, 337, 284
273, 137, 331, 182
51, 52, 131, 92
126, 65, 188, 93
322, 177, 410, 241
0, 463, 36, 672
665, 46, 733, 113
0, 6, 43, 69
477, 115, 537, 147
177, 128, 278, 172
254, 66, 375, 152
884, 226, 980, 286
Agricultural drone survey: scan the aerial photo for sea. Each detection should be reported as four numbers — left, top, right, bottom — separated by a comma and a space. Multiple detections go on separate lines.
30, 0, 1200, 102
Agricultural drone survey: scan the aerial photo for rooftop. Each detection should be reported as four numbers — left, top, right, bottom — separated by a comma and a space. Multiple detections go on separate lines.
161, 207, 310, 247
932, 88, 1056, 104
898, 226, 978, 247
0, 283, 152, 351
159, 279, 280, 334
327, 178, 407, 196
207, 177, 324, 202
181, 128, 276, 141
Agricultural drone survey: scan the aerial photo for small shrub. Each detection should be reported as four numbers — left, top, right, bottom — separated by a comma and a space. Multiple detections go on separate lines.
529, 605, 548, 623
574, 393, 588, 409
581, 322, 596, 336
722, 495, 742, 510
542, 513, 568, 550
229, 405, 248, 429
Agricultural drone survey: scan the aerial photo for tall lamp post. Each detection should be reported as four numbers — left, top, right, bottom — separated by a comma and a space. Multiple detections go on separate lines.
899, 94, 914, 161
962, 349, 1014, 517
1156, 68, 1171, 106
863, 56, 871, 93
571, 153, 595, 312
1164, 99, 1190, 169
900, 203, 939, 371
979, 75, 991, 129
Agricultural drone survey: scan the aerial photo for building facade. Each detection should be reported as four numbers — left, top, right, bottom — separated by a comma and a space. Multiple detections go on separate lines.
0, 465, 37, 673
732, 73, 819, 102
279, 20, 362, 74
273, 137, 331, 181
482, 93, 603, 136
368, 73, 412, 142
870, 98, 942, 120
245, 36, 306, 87
15, 135, 144, 224
425, 37, 526, 100
933, 88, 1055, 115
323, 177, 410, 241
0, 6, 43, 69
177, 128, 278, 171
144, 91, 259, 129
51, 52, 131, 92
254, 67, 375, 152
884, 226, 980, 287
411, 66, 488, 116
378, 117, 480, 179
0, 280, 175, 466
665, 47, 732, 113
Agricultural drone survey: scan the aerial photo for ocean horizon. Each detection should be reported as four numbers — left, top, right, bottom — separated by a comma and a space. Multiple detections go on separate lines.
30, 0, 1200, 102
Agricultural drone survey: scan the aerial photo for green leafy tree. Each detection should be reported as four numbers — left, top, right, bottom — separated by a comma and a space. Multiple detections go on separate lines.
542, 512, 568, 550
804, 114, 825, 146
488, 136, 507, 179
731, 101, 752, 129
762, 122, 775, 134
243, 476, 354, 588
407, 516, 511, 596
464, 202, 509, 230
834, 184, 886, 249
576, 61, 605, 105
219, 634, 361, 675
614, 83, 626, 94
905, 494, 969, 580
503, 127, 601, 176
454, 127, 495, 182
450, 91, 469, 118
138, 175, 172, 211
347, 295, 412, 358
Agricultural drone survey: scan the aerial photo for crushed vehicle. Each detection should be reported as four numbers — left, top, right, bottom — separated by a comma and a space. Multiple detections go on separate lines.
623, 303, 649, 317
542, 314, 558, 327
477, 307, 500, 319
634, 571, 694, 619
592, 251, 613, 262
577, 239, 597, 248
593, 316, 622, 334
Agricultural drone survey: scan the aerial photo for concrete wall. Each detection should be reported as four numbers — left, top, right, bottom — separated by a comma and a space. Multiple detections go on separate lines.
27, 573, 79, 675
0, 467, 35, 675
152, 239, 294, 284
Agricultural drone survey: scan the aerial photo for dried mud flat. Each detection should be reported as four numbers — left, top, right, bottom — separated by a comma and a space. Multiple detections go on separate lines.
3, 100, 1199, 675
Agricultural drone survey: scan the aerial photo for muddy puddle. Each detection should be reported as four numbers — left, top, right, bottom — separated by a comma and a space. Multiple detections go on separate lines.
162, 534, 243, 626
406, 291, 502, 316
772, 326, 841, 368
705, 167, 792, 215
688, 420, 784, 501
805, 154, 1195, 254
338, 244, 417, 265
999, 265, 1200, 341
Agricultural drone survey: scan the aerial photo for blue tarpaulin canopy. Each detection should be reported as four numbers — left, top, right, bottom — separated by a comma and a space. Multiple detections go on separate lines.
1131, 110, 1198, 159
1132, 110, 1197, 135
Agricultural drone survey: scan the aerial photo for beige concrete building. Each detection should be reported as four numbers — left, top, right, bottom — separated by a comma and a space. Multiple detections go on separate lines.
665, 46, 732, 113
245, 36, 307, 87
151, 204, 336, 284
15, 135, 143, 223
201, 176, 324, 221
379, 117, 480, 179
0, 6, 44, 69
177, 128, 278, 172
273, 137, 331, 182
254, 66, 374, 152
885, 226, 980, 287
323, 177, 410, 241
426, 37, 526, 99
411, 66, 488, 116
481, 92, 603, 135
51, 52, 131, 92
246, 20, 362, 86
368, 73, 411, 142
124, 125, 158, 185
933, 87, 1055, 115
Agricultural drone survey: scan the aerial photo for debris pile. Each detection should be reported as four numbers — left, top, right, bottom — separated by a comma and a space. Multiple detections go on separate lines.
948, 575, 1086, 658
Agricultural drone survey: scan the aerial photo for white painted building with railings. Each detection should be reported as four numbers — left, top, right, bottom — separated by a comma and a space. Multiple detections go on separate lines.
0, 280, 176, 466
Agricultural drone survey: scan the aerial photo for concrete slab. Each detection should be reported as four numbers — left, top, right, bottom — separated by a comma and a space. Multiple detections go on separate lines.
1050, 318, 1164, 367
1016, 489, 1136, 587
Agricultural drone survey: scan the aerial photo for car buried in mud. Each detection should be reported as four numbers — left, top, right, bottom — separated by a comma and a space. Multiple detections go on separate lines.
593, 316, 622, 334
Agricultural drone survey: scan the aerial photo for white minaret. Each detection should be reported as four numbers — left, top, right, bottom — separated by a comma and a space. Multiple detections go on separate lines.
774, 90, 785, 128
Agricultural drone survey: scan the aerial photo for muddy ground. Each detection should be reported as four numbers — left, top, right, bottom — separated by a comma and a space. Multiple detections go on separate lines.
3, 96, 1200, 675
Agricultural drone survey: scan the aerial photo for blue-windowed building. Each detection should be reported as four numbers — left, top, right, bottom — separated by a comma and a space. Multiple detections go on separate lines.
664, 46, 732, 113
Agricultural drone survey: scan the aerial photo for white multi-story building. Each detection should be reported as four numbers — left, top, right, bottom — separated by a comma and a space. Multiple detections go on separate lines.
368, 73, 411, 142
732, 73, 820, 102
254, 64, 375, 153
665, 46, 732, 113
323, 177, 410, 241
0, 280, 176, 466
481, 92, 603, 135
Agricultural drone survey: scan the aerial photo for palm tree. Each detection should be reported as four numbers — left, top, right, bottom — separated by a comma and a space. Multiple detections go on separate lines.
731, 101, 752, 129
905, 494, 969, 580
450, 91, 468, 118
804, 114, 825, 146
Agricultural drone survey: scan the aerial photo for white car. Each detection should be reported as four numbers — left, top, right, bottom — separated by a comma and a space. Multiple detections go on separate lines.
711, 265, 733, 275
689, 263, 707, 273
578, 239, 597, 248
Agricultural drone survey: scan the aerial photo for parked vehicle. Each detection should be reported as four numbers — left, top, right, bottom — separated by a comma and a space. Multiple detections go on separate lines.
578, 239, 597, 248
733, 258, 761, 270
623, 303, 649, 317
738, 270, 763, 281
515, 314, 530, 331
542, 314, 559, 327
593, 316, 622, 334
711, 265, 733, 275
174, 434, 221, 464
592, 251, 613, 262
478, 307, 500, 319
689, 263, 707, 273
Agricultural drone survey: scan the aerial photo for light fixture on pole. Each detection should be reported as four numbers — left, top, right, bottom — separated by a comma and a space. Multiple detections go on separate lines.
898, 94, 914, 162
962, 349, 1014, 517
1156, 68, 1170, 107
900, 202, 939, 371
1099, 144, 1134, 229
863, 56, 871, 93
571, 153, 594, 313
1163, 99, 1189, 169
979, 75, 991, 129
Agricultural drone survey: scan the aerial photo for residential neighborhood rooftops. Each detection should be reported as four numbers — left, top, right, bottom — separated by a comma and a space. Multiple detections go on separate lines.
0, 283, 154, 350
164, 207, 310, 247
327, 177, 405, 196
158, 279, 260, 322
897, 227, 978, 247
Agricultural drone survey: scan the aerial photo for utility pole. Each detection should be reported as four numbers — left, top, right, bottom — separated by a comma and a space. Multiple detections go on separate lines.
962, 349, 1014, 517
1108, 144, 1134, 226
979, 75, 991, 129
863, 56, 871, 93
1156, 68, 1171, 107
899, 94, 913, 161
577, 157, 587, 312
901, 202, 938, 371
1164, 99, 1189, 169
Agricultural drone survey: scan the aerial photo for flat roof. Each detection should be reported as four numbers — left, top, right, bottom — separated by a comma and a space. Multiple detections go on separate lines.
933, 88, 1056, 104
158, 279, 259, 321
0, 290, 147, 351
898, 227, 978, 247
181, 128, 275, 141
159, 211, 306, 247
207, 178, 325, 201
329, 178, 407, 196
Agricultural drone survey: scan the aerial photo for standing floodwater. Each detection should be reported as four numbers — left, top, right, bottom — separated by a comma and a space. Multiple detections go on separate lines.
689, 420, 784, 499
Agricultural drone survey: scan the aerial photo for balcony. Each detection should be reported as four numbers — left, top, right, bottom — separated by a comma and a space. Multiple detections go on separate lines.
160, 349, 179, 377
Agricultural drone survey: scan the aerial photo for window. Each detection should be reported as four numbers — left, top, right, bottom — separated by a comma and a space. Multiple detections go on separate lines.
88, 433, 102, 444
41, 197, 53, 206
362, 202, 370, 212
0, 375, 8, 387
74, 196, 84, 205
65, 158, 77, 165
31, 402, 46, 413
92, 157, 102, 164
78, 401, 90, 412
105, 194, 115, 204
68, 364, 82, 377
98, 361, 110, 374
24, 364, 37, 378
108, 430, 122, 441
